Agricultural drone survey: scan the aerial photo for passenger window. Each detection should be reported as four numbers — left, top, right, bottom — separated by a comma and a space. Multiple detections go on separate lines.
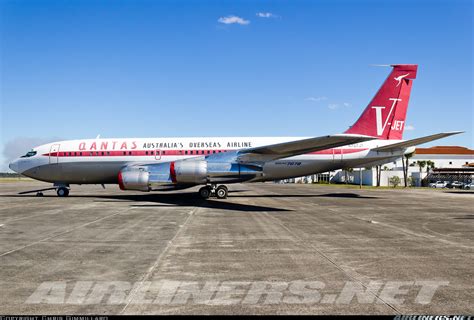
101, 152, 104, 156
90, 152, 93, 156
129, 151, 132, 155
146, 151, 148, 155
80, 152, 82, 156
151, 151, 154, 155
185, 151, 188, 155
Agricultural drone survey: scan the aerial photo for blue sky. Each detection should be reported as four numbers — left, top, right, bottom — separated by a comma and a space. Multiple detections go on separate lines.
1, 0, 472, 170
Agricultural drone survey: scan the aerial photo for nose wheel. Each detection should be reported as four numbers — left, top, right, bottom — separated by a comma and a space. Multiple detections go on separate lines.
198, 185, 228, 199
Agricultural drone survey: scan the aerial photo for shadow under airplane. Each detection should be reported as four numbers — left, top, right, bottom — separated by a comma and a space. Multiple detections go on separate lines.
2, 191, 291, 212
230, 192, 379, 199
3, 189, 379, 212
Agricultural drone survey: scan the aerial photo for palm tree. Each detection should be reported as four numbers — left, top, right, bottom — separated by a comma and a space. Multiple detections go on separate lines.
402, 152, 414, 187
416, 160, 426, 175
375, 165, 381, 187
426, 160, 435, 175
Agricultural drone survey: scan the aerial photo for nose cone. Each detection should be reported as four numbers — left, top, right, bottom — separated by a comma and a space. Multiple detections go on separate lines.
9, 159, 20, 173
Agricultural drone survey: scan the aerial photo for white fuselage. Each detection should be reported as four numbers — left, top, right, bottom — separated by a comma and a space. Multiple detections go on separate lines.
9, 137, 409, 185
10, 137, 410, 184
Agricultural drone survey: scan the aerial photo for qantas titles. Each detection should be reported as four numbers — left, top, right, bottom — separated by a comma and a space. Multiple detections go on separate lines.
77, 140, 252, 151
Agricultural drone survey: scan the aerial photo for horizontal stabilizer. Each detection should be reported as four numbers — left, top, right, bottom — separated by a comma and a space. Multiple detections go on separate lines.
372, 131, 464, 152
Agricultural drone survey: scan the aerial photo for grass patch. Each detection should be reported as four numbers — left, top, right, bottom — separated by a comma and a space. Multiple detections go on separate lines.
0, 177, 35, 183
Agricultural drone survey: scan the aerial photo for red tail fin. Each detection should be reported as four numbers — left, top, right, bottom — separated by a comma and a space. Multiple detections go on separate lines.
345, 64, 418, 140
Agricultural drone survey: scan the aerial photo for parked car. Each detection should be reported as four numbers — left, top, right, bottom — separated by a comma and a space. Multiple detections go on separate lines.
429, 181, 447, 188
446, 181, 465, 189
463, 182, 473, 190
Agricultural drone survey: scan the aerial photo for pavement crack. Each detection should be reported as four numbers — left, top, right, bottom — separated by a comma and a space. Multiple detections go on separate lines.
261, 211, 402, 314
0, 210, 126, 258
120, 205, 199, 313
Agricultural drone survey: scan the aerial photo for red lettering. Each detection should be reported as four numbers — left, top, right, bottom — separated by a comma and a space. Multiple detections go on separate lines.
79, 142, 86, 151
131, 141, 137, 149
120, 142, 127, 150
90, 142, 97, 150
100, 141, 108, 150
112, 141, 117, 150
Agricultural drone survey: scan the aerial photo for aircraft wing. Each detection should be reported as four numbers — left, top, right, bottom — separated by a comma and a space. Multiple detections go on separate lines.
371, 131, 463, 152
237, 134, 376, 162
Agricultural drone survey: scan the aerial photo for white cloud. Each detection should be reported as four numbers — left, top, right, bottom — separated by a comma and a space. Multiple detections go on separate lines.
328, 102, 351, 110
256, 12, 276, 18
218, 15, 250, 25
405, 125, 415, 131
305, 96, 327, 102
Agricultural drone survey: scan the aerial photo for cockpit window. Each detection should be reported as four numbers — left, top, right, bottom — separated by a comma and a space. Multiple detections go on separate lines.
21, 150, 37, 158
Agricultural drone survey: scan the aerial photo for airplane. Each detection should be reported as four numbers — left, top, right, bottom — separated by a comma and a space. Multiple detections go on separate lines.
9, 64, 462, 199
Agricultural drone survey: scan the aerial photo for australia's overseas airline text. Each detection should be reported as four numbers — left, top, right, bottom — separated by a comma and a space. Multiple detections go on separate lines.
77, 140, 253, 151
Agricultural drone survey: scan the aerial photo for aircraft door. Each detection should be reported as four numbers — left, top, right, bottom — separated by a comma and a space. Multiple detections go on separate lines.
155, 149, 161, 160
49, 144, 60, 164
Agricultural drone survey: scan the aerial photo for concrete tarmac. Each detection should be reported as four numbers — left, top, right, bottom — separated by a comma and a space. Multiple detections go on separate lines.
0, 180, 472, 314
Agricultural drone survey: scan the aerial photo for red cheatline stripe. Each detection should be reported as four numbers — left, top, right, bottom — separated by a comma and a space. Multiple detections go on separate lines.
42, 148, 368, 157
42, 149, 231, 157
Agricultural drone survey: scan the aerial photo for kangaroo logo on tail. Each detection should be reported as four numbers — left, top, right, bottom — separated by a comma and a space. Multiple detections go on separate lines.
344, 64, 417, 140
394, 73, 410, 87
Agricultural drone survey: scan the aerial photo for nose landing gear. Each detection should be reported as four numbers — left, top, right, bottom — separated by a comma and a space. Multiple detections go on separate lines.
198, 184, 228, 199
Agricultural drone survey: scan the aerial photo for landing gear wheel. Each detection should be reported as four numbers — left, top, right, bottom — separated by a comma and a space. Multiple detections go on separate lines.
216, 185, 228, 199
199, 186, 211, 199
57, 187, 69, 197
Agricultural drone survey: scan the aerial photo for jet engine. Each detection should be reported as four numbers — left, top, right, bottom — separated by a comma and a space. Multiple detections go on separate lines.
118, 159, 263, 191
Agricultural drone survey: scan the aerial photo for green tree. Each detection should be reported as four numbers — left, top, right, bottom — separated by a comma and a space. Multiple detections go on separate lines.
426, 160, 435, 175
416, 160, 427, 174
389, 176, 401, 188
402, 152, 414, 187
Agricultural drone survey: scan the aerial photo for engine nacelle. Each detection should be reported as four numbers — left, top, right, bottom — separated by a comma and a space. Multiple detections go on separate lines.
118, 159, 263, 191
173, 160, 207, 184
118, 166, 150, 191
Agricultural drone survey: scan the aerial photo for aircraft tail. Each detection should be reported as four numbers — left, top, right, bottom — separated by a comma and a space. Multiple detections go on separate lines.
345, 64, 418, 140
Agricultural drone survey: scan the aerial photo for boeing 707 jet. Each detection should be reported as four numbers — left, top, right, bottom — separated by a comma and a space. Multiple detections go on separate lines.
9, 65, 462, 199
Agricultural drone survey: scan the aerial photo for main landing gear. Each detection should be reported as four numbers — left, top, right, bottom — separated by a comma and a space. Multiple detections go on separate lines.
56, 187, 69, 197
199, 184, 228, 199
